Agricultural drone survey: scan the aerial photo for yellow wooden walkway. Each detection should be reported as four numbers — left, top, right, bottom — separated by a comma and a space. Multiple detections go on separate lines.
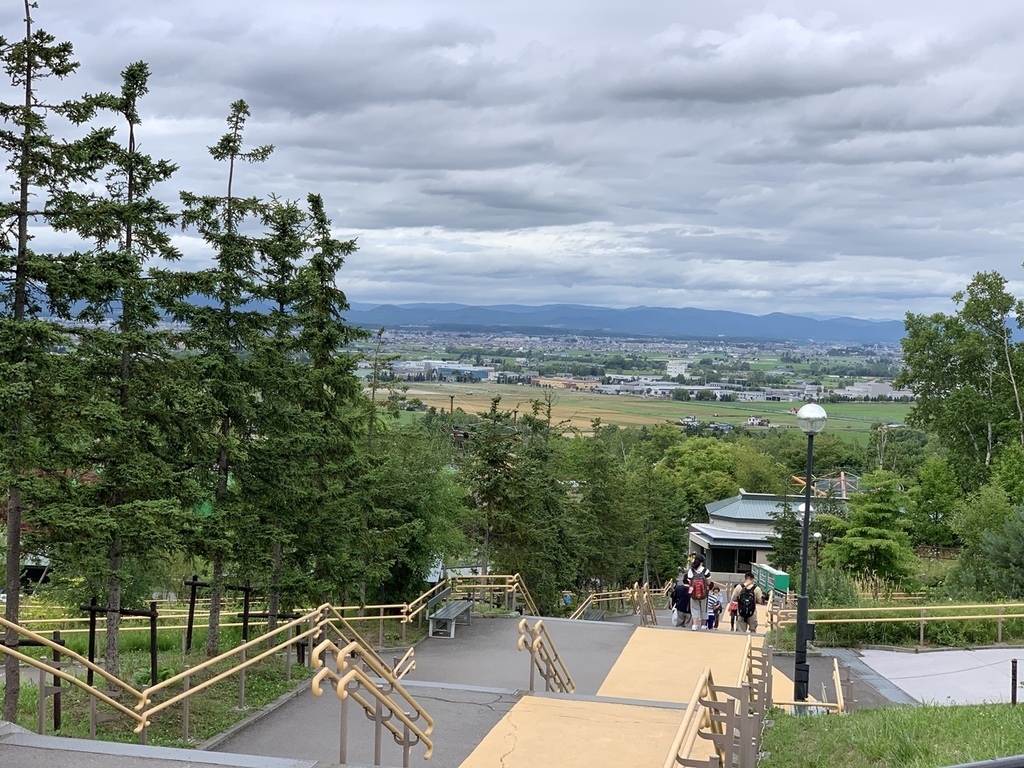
461, 625, 796, 767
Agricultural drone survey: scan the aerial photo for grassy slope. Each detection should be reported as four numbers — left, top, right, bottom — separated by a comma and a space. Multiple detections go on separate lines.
762, 705, 1024, 768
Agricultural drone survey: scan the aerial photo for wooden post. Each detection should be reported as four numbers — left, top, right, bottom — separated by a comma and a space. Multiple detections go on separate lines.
919, 608, 926, 646
183, 575, 209, 654
52, 631, 62, 732
149, 601, 158, 688
379, 607, 384, 647
999, 606, 1005, 644
1013, 659, 1018, 707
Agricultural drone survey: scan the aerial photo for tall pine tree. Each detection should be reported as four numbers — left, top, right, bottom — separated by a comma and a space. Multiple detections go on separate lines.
0, 1, 113, 717
165, 100, 272, 656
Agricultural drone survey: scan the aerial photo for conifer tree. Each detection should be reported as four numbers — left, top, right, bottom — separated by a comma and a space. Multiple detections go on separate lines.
165, 100, 272, 656
290, 194, 368, 604
0, 1, 113, 718
37, 61, 200, 682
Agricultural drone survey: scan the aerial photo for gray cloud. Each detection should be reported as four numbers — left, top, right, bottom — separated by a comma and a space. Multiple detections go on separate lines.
5, 0, 1024, 319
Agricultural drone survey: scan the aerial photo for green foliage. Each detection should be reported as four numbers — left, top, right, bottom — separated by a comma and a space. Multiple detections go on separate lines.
767, 501, 801, 575
821, 471, 915, 580
899, 271, 1024, 491
905, 456, 961, 547
806, 567, 859, 609
953, 482, 1014, 561
981, 506, 1024, 599
762, 704, 1024, 768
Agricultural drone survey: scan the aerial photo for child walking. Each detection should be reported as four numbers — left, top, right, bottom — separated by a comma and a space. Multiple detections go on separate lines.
706, 585, 721, 630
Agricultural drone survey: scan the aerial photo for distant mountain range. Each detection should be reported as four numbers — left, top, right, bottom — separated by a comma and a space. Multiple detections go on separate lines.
344, 303, 905, 344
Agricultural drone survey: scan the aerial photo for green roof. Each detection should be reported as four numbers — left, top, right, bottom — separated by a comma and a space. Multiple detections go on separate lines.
705, 492, 811, 522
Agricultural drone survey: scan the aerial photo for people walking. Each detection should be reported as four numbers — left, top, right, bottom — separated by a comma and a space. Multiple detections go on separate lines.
670, 574, 691, 627
686, 555, 711, 631
731, 572, 763, 633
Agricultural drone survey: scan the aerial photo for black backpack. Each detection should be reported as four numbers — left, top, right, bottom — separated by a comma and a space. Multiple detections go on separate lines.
737, 585, 757, 619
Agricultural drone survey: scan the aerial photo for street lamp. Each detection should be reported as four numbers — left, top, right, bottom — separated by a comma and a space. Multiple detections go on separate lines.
813, 531, 822, 563
795, 403, 827, 703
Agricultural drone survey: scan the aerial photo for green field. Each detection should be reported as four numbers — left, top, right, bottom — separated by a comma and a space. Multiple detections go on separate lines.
400, 382, 911, 443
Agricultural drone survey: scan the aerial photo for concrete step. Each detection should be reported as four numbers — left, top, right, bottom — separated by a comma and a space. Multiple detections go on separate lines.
0, 720, 317, 768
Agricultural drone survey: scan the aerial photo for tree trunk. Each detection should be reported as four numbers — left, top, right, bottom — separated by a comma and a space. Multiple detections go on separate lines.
3, 488, 22, 721
206, 556, 224, 658
104, 538, 122, 688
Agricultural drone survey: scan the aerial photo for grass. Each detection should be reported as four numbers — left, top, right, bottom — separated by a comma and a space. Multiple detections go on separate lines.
15, 647, 313, 747
403, 381, 911, 442
761, 705, 1024, 768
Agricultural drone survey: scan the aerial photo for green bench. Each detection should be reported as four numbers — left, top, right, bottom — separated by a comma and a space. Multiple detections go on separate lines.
427, 587, 472, 639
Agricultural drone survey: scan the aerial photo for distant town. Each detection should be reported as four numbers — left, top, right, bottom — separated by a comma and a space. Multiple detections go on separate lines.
359, 328, 911, 405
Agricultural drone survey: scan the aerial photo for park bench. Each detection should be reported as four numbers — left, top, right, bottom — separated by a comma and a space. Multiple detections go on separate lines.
427, 587, 472, 639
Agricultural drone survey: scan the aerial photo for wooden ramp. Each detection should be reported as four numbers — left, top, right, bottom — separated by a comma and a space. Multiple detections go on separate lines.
458, 697, 681, 767
461, 627, 770, 767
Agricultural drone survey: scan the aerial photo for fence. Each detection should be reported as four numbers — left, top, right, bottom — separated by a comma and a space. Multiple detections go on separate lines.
0, 572, 542, 745
774, 602, 1024, 646
662, 642, 774, 768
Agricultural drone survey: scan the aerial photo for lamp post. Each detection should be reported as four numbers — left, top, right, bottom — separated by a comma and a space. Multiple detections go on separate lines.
795, 403, 827, 703
813, 531, 822, 564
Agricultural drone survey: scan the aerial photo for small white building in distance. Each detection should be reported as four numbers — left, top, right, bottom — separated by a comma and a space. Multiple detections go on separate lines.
666, 359, 689, 379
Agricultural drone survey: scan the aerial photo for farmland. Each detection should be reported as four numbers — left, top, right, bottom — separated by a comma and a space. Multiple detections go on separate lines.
400, 381, 911, 443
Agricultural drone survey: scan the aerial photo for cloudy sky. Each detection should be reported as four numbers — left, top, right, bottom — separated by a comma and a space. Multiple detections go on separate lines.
6, 1, 1024, 319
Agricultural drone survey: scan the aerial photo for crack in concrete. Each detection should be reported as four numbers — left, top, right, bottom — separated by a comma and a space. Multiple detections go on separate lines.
499, 713, 517, 768
417, 693, 513, 712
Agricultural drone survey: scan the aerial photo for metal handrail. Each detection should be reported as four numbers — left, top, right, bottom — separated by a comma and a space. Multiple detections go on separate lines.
310, 637, 434, 759
568, 587, 633, 620
662, 666, 724, 768
832, 657, 845, 713
0, 631, 145, 727
404, 580, 452, 623
737, 634, 753, 688
449, 572, 539, 616
782, 601, 1024, 617
320, 613, 414, 680
134, 606, 328, 731
516, 618, 575, 694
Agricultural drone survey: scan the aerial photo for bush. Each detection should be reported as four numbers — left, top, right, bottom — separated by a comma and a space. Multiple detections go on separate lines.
807, 567, 860, 609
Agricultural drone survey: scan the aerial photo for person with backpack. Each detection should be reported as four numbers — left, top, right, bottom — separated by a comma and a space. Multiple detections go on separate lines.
685, 555, 711, 631
731, 572, 763, 633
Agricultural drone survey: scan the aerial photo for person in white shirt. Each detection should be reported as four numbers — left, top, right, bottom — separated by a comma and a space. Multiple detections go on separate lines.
685, 554, 711, 631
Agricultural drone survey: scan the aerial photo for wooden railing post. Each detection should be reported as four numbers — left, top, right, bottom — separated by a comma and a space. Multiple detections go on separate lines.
919, 608, 926, 646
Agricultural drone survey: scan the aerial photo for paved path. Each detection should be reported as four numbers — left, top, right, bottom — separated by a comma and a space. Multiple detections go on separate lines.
3, 604, 922, 767
215, 614, 640, 768
859, 647, 1024, 705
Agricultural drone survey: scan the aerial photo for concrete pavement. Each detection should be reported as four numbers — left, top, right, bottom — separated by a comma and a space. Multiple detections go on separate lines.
1, 604, 932, 767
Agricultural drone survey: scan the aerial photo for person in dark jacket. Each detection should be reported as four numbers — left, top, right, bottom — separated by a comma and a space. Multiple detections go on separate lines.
670, 574, 691, 627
